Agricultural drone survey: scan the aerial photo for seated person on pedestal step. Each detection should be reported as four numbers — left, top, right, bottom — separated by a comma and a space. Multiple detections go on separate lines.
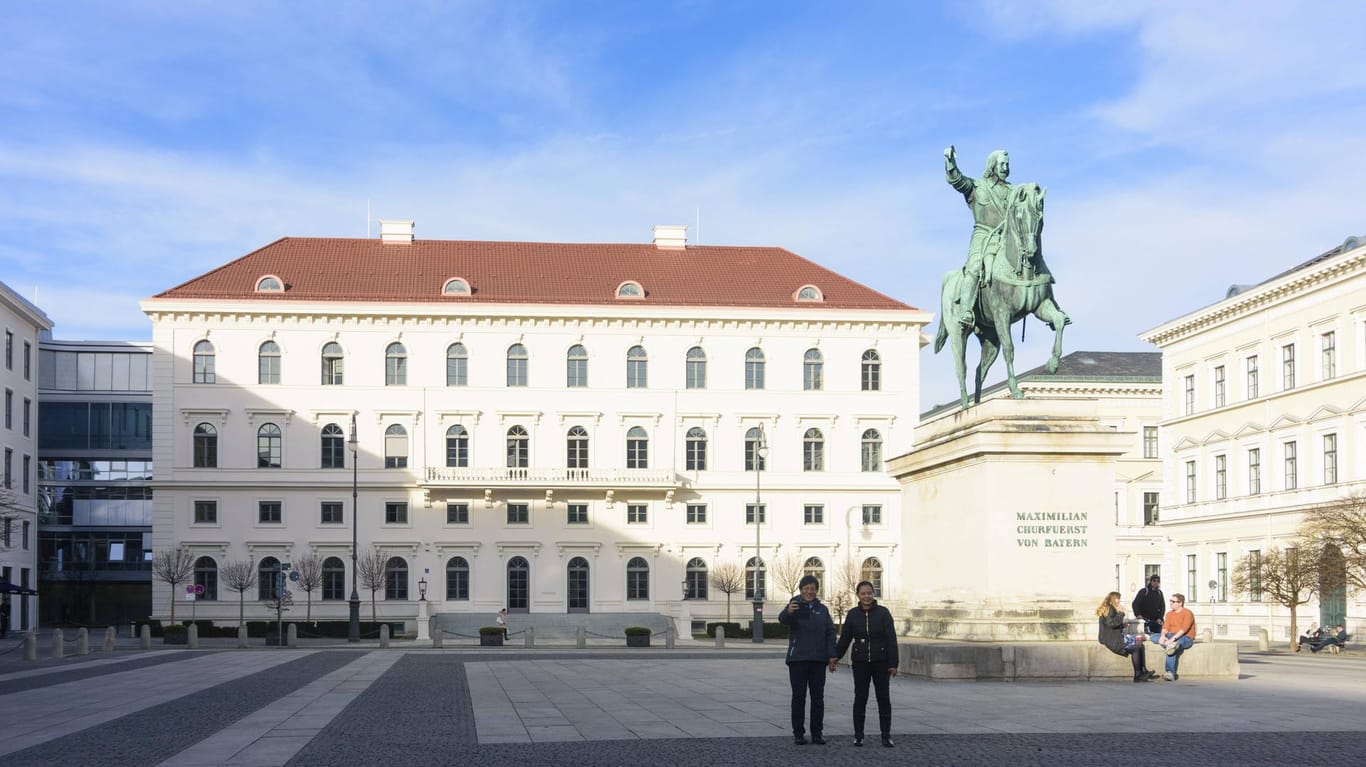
1297, 623, 1321, 652
1149, 594, 1195, 681
1096, 591, 1157, 683
1309, 625, 1347, 653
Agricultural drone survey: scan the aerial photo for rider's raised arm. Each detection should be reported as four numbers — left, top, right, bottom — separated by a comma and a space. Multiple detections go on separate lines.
944, 145, 974, 198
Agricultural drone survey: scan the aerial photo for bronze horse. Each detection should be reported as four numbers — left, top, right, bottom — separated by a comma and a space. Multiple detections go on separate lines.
934, 182, 1070, 409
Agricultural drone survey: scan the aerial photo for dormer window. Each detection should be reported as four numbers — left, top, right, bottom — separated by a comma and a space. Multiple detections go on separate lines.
256, 275, 284, 293
616, 281, 644, 299
442, 277, 471, 296
795, 285, 823, 302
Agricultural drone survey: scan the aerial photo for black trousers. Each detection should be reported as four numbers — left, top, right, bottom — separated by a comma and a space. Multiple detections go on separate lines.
851, 661, 892, 737
1126, 643, 1147, 675
788, 661, 827, 737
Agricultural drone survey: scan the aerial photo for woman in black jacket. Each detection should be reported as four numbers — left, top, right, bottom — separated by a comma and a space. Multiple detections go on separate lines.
833, 580, 899, 747
1097, 591, 1156, 682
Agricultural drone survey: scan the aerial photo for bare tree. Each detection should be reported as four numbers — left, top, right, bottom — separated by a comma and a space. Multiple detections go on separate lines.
356, 548, 388, 625
0, 487, 18, 556
221, 560, 257, 629
826, 558, 861, 622
1232, 545, 1320, 650
1300, 491, 1366, 594
710, 561, 744, 624
151, 548, 195, 624
293, 552, 323, 623
771, 553, 805, 599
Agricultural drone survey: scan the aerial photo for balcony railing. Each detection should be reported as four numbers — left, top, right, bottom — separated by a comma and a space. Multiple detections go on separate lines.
424, 466, 676, 488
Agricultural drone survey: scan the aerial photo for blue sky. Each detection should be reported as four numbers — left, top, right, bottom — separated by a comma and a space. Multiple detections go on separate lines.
3, 1, 1364, 408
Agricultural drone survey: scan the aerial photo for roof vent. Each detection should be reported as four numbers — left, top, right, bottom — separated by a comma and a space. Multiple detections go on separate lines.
652, 225, 687, 250
379, 219, 415, 245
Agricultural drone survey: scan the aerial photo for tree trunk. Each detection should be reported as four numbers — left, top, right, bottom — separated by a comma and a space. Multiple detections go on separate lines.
1288, 607, 1299, 651
168, 586, 177, 625
725, 594, 732, 623
306, 593, 312, 624
238, 592, 245, 628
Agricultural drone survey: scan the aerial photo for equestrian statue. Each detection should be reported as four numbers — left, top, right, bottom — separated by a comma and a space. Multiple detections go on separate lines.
934, 146, 1071, 410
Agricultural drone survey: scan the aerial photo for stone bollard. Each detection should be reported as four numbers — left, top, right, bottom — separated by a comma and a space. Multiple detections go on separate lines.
524, 626, 535, 648
380, 624, 390, 648
432, 625, 443, 649
1257, 628, 1270, 651
52, 629, 64, 659
104, 626, 116, 652
76, 627, 90, 656
287, 624, 297, 648
188, 624, 199, 649
24, 630, 37, 661
238, 625, 249, 649
576, 626, 586, 649
1200, 628, 1213, 643
666, 628, 675, 649
140, 623, 152, 650
714, 625, 725, 648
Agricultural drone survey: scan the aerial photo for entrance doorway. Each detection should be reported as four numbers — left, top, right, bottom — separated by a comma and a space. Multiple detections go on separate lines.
1319, 545, 1347, 629
567, 557, 589, 613
506, 556, 529, 612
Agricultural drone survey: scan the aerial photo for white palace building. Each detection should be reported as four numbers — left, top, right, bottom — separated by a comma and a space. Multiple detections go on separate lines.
140, 222, 931, 629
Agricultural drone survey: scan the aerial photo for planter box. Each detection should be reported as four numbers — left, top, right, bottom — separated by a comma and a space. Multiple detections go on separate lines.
480, 634, 504, 647
626, 634, 651, 648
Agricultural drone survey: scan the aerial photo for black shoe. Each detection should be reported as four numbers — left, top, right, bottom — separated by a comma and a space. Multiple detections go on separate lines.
1133, 673, 1148, 683
854, 736, 864, 747
1145, 670, 1159, 679
811, 735, 826, 745
881, 735, 895, 748
793, 735, 807, 745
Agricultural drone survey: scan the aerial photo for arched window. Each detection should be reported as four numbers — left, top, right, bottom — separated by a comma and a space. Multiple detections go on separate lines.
685, 427, 707, 471
566, 344, 588, 388
803, 428, 824, 472
796, 285, 822, 301
445, 425, 469, 468
626, 426, 648, 469
258, 556, 281, 600
566, 426, 589, 469
803, 557, 825, 597
257, 423, 282, 469
861, 429, 883, 472
506, 556, 530, 611
567, 556, 589, 612
442, 277, 471, 295
686, 346, 707, 389
507, 343, 528, 387
384, 557, 409, 600
446, 342, 468, 386
256, 275, 283, 292
385, 424, 408, 469
194, 556, 218, 601
258, 340, 281, 384
861, 349, 881, 391
446, 556, 470, 601
321, 342, 344, 385
322, 557, 345, 600
746, 556, 766, 600
745, 427, 767, 471
803, 348, 823, 391
861, 557, 884, 598
626, 556, 650, 600
744, 347, 765, 390
321, 423, 345, 469
193, 423, 218, 468
685, 557, 708, 600
616, 281, 643, 298
385, 342, 407, 386
626, 345, 648, 388
193, 340, 215, 384
506, 426, 529, 468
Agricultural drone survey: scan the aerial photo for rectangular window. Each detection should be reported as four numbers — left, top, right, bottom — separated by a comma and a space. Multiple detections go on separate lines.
745, 357, 764, 390
1184, 460, 1196, 503
1282, 343, 1295, 390
321, 501, 344, 525
1186, 554, 1198, 602
1183, 374, 1195, 415
1246, 355, 1259, 399
21, 520, 29, 550
803, 504, 824, 525
566, 357, 587, 388
1323, 433, 1338, 485
862, 504, 883, 525
686, 356, 706, 389
23, 341, 30, 380
626, 356, 647, 389
3, 389, 10, 429
258, 501, 282, 524
1321, 331, 1336, 380
1216, 552, 1228, 602
745, 503, 766, 525
194, 500, 217, 524
566, 503, 588, 525
507, 502, 529, 525
1144, 564, 1161, 582
22, 398, 30, 437
1284, 441, 1297, 490
1143, 492, 1159, 525
2, 448, 10, 488
1214, 454, 1227, 500
385, 501, 408, 524
447, 354, 467, 386
686, 503, 707, 524
3, 330, 10, 369
447, 502, 470, 525
1248, 550, 1262, 602
22, 454, 30, 494
507, 357, 527, 387
627, 503, 648, 524
259, 353, 280, 385
1248, 448, 1261, 495
1213, 365, 1225, 408
1143, 426, 1158, 459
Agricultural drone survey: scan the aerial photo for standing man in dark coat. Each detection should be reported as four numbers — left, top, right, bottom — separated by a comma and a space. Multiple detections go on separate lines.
778, 574, 837, 745
1132, 574, 1165, 634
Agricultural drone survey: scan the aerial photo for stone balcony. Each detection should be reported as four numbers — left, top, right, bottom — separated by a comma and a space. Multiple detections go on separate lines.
422, 466, 679, 492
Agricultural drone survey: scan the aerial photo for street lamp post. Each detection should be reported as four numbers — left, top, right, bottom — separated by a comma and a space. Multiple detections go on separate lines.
416, 576, 430, 641
347, 414, 361, 643
752, 424, 768, 644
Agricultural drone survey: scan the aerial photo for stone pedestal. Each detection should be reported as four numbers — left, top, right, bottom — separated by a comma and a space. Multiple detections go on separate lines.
888, 397, 1129, 640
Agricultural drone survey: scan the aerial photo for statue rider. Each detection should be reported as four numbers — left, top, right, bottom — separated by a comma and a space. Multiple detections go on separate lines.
944, 145, 1012, 328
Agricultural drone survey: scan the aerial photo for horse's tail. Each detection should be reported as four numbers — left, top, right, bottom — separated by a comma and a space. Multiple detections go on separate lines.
934, 270, 956, 354
934, 315, 948, 353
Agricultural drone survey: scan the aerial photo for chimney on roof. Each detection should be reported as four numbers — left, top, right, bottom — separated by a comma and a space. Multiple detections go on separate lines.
379, 219, 415, 245
652, 224, 687, 250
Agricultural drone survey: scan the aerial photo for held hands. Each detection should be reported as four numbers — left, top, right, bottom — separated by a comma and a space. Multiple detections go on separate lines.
828, 658, 838, 673
889, 667, 898, 677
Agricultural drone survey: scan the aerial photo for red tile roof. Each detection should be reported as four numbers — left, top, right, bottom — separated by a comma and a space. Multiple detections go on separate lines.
151, 237, 916, 311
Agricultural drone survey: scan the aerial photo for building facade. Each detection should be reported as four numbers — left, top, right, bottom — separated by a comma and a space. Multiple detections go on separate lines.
36, 340, 154, 626
1141, 236, 1365, 640
0, 279, 53, 635
141, 223, 930, 629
